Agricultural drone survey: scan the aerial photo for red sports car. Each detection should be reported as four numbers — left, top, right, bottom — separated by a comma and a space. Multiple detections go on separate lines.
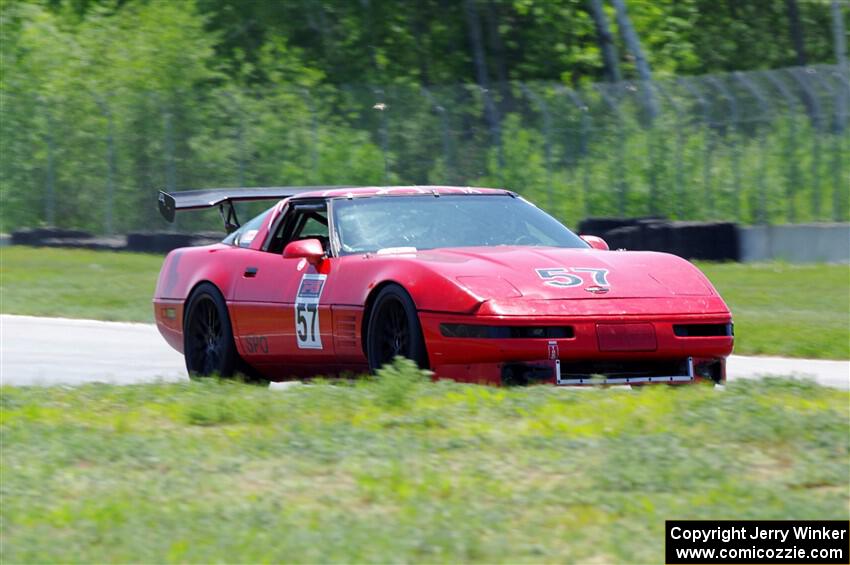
153, 186, 733, 385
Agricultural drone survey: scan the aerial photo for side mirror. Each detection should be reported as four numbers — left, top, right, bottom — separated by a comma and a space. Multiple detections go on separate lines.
580, 235, 609, 251
283, 238, 325, 266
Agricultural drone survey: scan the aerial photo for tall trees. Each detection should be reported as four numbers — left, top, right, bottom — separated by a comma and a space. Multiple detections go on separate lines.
587, 0, 621, 82
610, 0, 653, 84
832, 0, 847, 68
2, 0, 847, 231
785, 0, 807, 66
19, 0, 842, 87
610, 0, 657, 118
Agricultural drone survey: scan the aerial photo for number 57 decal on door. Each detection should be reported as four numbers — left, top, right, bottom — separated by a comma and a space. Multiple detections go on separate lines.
295, 274, 327, 349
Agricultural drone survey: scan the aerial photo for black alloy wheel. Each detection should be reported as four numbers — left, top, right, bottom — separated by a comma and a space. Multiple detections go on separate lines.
184, 283, 238, 379
366, 284, 428, 372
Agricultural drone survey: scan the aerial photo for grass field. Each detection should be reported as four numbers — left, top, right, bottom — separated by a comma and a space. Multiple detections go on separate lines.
0, 247, 161, 322
2, 362, 848, 563
1, 246, 848, 358
694, 261, 850, 359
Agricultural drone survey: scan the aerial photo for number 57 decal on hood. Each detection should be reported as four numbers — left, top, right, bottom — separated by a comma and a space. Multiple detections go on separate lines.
295, 274, 327, 349
535, 267, 610, 289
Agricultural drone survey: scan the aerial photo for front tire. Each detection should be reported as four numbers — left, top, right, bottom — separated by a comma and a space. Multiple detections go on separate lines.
183, 283, 238, 379
366, 284, 429, 373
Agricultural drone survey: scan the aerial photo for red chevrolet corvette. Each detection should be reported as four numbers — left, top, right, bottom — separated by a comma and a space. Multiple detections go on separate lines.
153, 186, 733, 385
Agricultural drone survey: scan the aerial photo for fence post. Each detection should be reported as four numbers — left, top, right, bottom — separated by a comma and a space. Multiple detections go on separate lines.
652, 82, 684, 218
680, 78, 714, 218
646, 107, 659, 216
223, 90, 247, 187
163, 111, 175, 191
373, 88, 390, 185
735, 72, 771, 224
764, 71, 800, 223
828, 71, 849, 221
520, 84, 554, 212
595, 84, 627, 216
38, 97, 56, 227
162, 101, 177, 230
641, 81, 662, 216
480, 85, 504, 185
707, 76, 741, 221
789, 68, 824, 220
300, 88, 319, 184
633, 81, 660, 215
422, 87, 453, 184
832, 0, 848, 135
562, 87, 593, 218
94, 94, 117, 234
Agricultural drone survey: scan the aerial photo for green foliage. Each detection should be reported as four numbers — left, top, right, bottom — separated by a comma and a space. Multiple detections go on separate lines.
1, 0, 847, 233
1, 0, 221, 232
373, 356, 432, 408
195, 0, 841, 85
476, 113, 552, 203
2, 377, 847, 562
183, 380, 274, 425
468, 102, 849, 228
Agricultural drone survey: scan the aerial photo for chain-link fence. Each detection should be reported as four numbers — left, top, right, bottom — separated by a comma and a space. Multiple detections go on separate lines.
1, 64, 848, 234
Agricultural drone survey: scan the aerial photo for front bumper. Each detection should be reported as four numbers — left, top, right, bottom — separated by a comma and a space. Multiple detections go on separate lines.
420, 311, 733, 386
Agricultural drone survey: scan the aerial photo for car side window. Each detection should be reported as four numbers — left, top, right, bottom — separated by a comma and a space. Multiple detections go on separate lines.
298, 216, 328, 240
267, 202, 330, 255
223, 207, 272, 248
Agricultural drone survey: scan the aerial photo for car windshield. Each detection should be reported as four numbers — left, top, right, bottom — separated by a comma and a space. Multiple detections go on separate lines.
333, 195, 588, 254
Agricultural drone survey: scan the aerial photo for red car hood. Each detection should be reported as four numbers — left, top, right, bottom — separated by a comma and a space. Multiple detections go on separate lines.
412, 246, 717, 301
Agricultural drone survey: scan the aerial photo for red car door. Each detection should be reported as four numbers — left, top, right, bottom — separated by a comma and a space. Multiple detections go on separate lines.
230, 201, 338, 374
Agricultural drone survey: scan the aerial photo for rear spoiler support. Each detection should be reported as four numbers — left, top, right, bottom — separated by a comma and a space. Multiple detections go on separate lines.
219, 202, 240, 234
157, 186, 352, 233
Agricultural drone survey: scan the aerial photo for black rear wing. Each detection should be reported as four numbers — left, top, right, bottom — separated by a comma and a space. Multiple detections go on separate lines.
157, 186, 350, 232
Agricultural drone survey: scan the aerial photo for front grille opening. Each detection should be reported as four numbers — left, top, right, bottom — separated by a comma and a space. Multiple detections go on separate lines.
440, 323, 574, 339
559, 359, 688, 379
673, 323, 733, 337
502, 363, 553, 386
501, 358, 695, 386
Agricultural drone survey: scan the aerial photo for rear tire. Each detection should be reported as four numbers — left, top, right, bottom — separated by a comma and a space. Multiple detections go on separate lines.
183, 283, 238, 379
366, 284, 429, 373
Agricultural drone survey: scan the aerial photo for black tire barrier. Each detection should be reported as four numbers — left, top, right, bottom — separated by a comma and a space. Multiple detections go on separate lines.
11, 228, 94, 246
577, 217, 666, 237
10, 228, 222, 254
672, 221, 739, 261
38, 237, 127, 251
191, 232, 223, 247
603, 225, 643, 251
582, 218, 740, 261
125, 232, 198, 254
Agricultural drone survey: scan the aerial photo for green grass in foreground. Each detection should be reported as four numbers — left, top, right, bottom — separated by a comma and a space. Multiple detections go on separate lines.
0, 246, 847, 358
2, 361, 848, 563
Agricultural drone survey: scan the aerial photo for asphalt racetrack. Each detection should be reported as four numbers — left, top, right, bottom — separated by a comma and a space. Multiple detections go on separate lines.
2, 314, 847, 389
